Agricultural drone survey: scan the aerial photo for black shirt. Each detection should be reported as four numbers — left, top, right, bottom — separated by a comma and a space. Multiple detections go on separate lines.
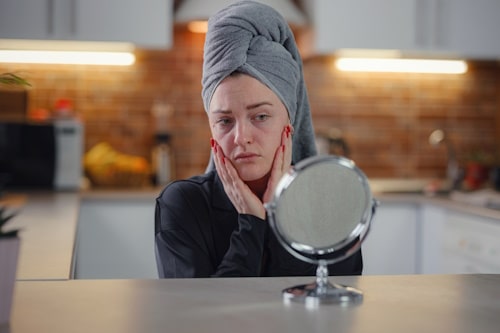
155, 170, 363, 278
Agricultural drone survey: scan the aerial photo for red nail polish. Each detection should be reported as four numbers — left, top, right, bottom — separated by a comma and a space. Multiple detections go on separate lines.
210, 138, 214, 147
282, 145, 285, 152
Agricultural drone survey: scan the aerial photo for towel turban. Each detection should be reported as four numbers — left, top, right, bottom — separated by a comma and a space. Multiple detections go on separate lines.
202, 0, 317, 165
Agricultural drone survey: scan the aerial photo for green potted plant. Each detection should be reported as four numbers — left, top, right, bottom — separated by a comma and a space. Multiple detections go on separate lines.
0, 206, 20, 324
0, 72, 31, 87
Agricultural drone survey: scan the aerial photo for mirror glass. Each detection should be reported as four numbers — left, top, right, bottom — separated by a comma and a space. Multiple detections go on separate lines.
266, 155, 378, 307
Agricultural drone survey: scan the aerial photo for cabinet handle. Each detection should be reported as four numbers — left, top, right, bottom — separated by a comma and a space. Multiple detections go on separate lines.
47, 0, 54, 35
433, 0, 447, 48
415, 0, 430, 47
70, 0, 77, 35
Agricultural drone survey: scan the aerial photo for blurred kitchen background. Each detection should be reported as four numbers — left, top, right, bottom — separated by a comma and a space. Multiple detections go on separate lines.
1, 0, 499, 188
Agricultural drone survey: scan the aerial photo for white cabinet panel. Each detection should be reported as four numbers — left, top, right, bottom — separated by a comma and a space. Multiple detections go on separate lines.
438, 0, 500, 59
74, 198, 157, 279
419, 204, 446, 274
362, 203, 418, 275
311, 0, 500, 59
75, 0, 172, 48
313, 0, 416, 53
0, 0, 172, 48
0, 0, 53, 39
442, 211, 500, 273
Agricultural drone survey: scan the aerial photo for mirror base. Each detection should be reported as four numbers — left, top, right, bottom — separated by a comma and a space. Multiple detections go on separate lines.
283, 281, 363, 308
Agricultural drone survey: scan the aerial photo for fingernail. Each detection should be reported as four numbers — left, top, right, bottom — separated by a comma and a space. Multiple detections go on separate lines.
282, 145, 285, 152
210, 138, 214, 148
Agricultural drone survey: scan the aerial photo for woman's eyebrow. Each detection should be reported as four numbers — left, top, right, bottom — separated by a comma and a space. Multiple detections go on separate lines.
210, 109, 232, 114
247, 101, 273, 110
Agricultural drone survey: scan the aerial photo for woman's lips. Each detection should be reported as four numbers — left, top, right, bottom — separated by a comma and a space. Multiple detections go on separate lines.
234, 152, 259, 162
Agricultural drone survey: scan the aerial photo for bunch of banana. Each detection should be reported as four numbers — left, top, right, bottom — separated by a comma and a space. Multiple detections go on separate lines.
84, 142, 150, 186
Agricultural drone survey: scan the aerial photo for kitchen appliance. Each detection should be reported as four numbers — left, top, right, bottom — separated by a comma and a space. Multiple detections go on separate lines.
0, 119, 83, 190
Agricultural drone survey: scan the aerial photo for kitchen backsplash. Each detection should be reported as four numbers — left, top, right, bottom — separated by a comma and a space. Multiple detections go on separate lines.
1, 26, 499, 182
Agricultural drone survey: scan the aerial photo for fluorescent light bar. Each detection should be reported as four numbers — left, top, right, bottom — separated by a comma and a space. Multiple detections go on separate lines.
0, 39, 136, 66
336, 58, 467, 74
0, 50, 135, 66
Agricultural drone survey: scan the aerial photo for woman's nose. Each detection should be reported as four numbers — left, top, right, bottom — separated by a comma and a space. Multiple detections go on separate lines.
234, 121, 253, 145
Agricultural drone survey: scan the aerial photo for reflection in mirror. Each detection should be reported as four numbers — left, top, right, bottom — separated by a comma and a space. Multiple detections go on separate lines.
266, 155, 378, 307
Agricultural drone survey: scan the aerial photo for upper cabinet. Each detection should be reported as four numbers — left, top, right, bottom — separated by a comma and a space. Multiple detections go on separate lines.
312, 0, 416, 53
310, 0, 500, 59
0, 0, 172, 49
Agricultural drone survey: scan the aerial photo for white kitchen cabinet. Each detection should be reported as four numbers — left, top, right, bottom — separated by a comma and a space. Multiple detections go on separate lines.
0, 0, 52, 40
310, 0, 500, 59
431, 0, 500, 59
418, 201, 500, 274
441, 211, 500, 273
419, 204, 447, 274
0, 0, 172, 48
312, 0, 416, 53
74, 197, 158, 279
362, 202, 419, 275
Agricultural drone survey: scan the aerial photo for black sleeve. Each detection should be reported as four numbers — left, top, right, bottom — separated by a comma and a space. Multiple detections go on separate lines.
212, 214, 267, 277
155, 181, 267, 278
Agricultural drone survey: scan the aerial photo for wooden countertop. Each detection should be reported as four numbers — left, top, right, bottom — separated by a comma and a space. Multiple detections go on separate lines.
10, 274, 500, 333
6, 191, 81, 280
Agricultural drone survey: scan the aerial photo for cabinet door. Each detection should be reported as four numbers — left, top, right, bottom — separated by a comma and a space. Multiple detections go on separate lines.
362, 203, 418, 275
442, 0, 500, 59
419, 204, 447, 274
0, 0, 52, 39
75, 0, 172, 48
74, 198, 158, 279
442, 211, 500, 273
312, 0, 416, 53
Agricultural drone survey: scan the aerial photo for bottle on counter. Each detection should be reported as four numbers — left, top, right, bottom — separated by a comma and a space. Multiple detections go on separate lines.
152, 133, 173, 187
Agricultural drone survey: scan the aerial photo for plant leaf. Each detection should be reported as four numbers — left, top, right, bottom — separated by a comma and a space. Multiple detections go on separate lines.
0, 72, 32, 87
0, 229, 19, 238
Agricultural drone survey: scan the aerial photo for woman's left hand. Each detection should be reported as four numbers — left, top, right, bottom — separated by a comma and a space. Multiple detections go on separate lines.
262, 124, 293, 205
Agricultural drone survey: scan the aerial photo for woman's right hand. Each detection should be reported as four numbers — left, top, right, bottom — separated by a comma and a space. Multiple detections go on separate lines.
211, 139, 267, 219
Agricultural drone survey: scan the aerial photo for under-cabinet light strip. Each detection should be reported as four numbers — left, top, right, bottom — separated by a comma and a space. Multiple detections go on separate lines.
0, 50, 135, 66
336, 58, 467, 74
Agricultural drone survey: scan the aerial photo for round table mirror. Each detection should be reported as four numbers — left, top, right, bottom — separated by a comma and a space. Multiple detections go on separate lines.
265, 155, 378, 307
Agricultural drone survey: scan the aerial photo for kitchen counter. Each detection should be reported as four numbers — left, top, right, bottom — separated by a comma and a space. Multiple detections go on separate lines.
9, 274, 500, 333
5, 192, 80, 281
4, 187, 500, 280
5, 188, 160, 280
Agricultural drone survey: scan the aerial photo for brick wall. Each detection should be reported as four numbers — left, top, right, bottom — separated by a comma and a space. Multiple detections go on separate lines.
1, 26, 499, 183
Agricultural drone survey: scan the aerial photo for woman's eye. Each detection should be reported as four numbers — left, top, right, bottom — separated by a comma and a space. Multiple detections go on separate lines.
254, 114, 270, 122
216, 118, 232, 126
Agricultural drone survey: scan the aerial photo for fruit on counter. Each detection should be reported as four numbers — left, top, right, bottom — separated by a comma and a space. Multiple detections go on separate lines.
84, 142, 151, 187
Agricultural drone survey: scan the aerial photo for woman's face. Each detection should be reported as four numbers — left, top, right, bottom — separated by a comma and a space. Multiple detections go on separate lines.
208, 73, 290, 182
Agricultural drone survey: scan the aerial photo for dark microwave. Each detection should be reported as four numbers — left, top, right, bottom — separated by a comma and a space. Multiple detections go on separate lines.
0, 120, 83, 190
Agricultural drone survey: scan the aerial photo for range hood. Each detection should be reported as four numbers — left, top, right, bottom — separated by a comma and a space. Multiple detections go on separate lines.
175, 0, 307, 26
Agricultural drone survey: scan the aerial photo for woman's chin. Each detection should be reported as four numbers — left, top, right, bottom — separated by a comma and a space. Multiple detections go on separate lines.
237, 167, 268, 183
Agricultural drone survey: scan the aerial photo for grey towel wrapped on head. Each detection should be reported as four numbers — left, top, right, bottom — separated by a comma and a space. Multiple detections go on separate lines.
202, 0, 317, 167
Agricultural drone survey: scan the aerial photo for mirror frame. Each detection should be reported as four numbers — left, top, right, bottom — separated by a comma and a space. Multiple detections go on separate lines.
266, 155, 374, 265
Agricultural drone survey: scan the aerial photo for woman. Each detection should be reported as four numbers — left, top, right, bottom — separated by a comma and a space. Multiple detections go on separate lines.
155, 1, 362, 278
